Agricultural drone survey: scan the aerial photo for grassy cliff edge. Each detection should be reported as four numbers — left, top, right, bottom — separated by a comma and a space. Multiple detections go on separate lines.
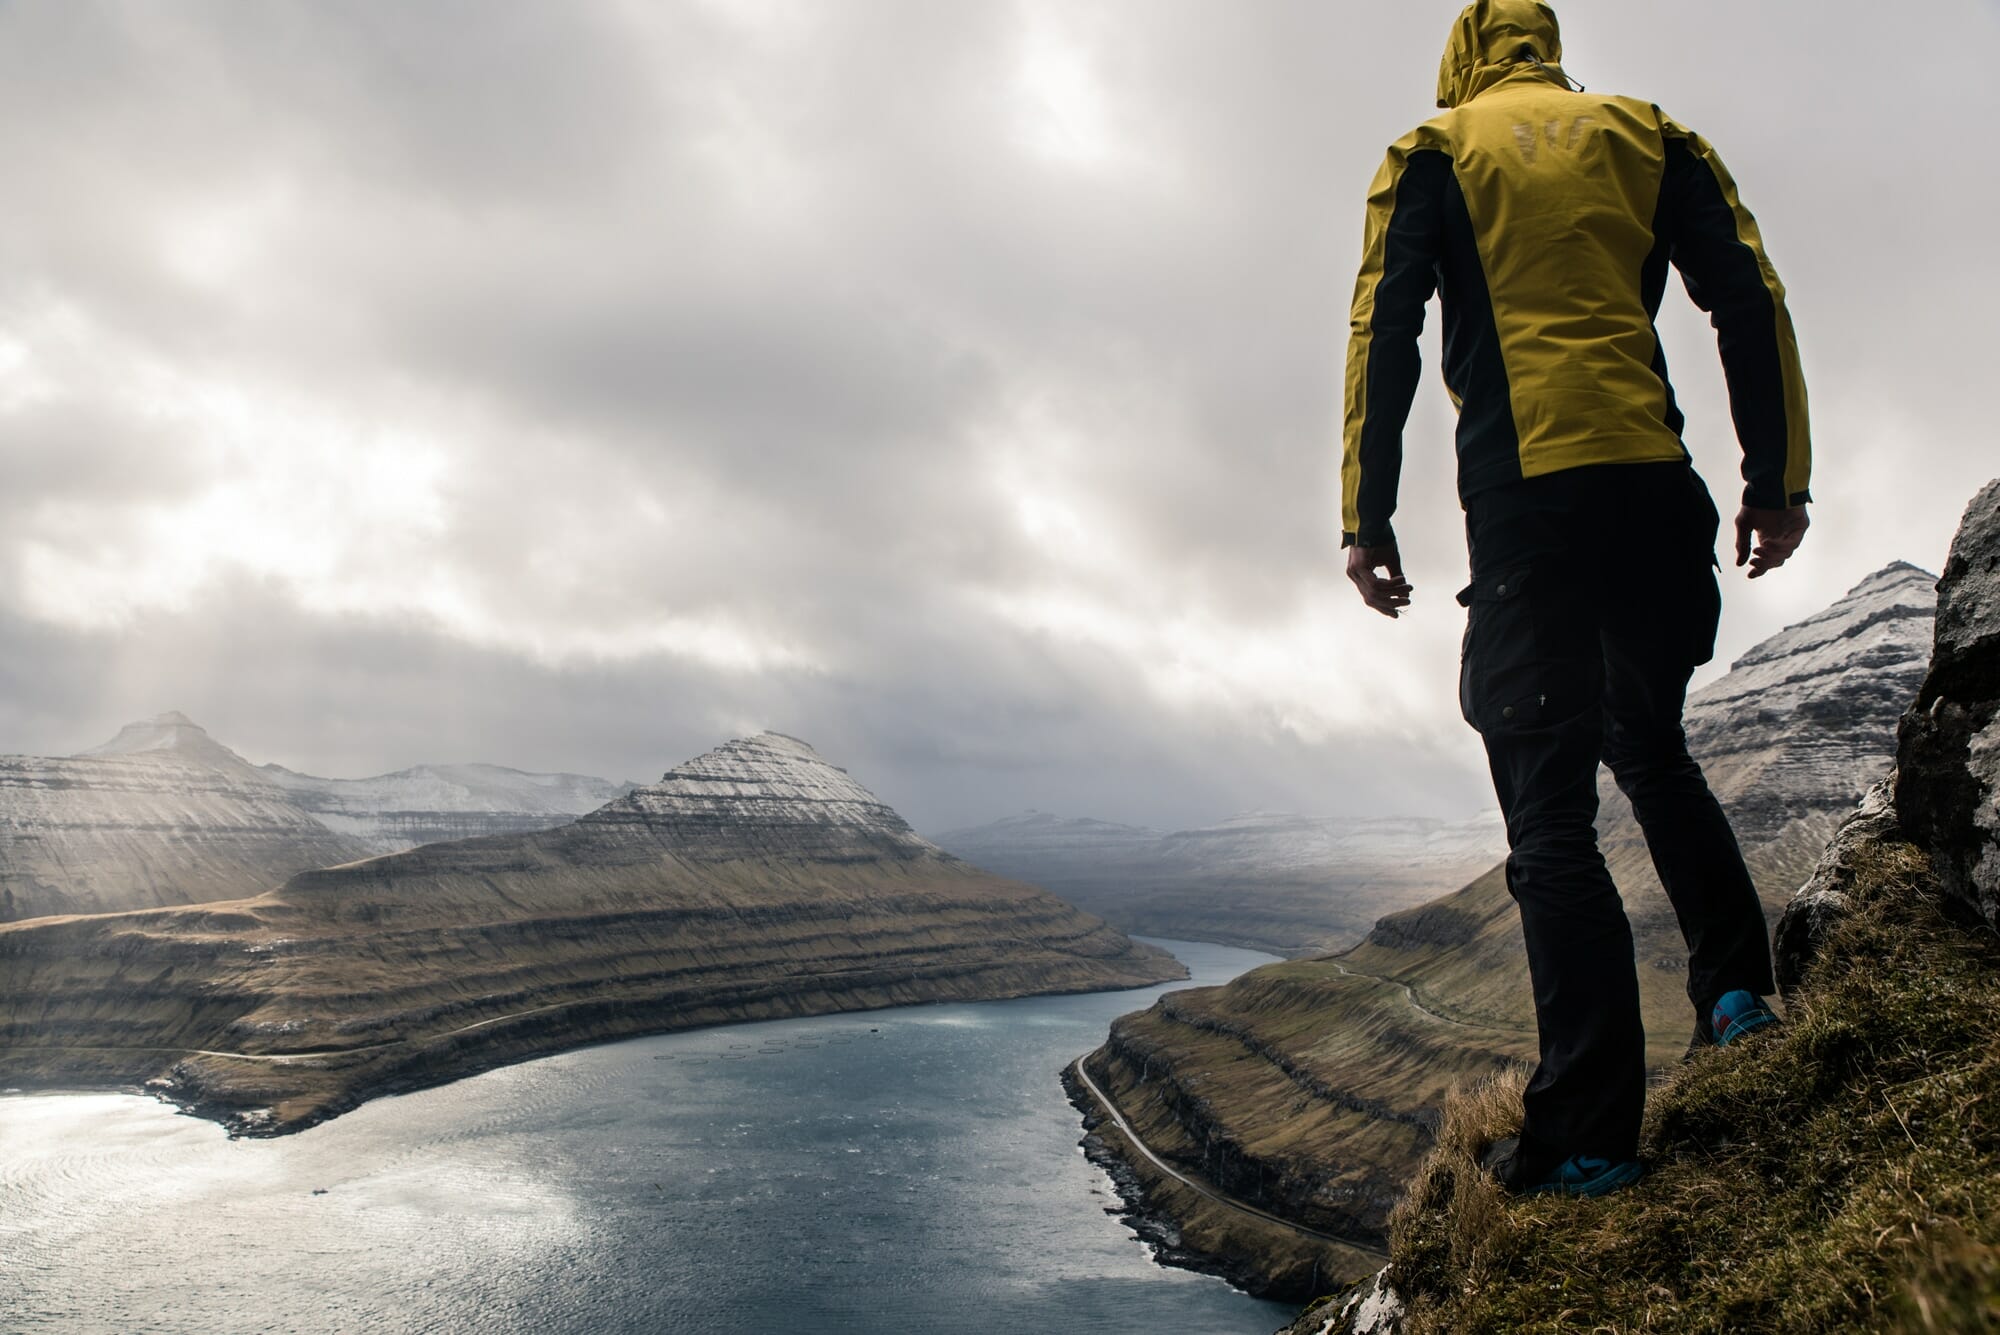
1292, 796, 2000, 1332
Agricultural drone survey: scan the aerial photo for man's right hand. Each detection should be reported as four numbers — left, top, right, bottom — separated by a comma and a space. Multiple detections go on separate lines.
1346, 543, 1414, 618
1734, 505, 1810, 579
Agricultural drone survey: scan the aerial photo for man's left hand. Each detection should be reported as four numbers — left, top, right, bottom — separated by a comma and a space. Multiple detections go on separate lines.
1346, 543, 1413, 618
1734, 505, 1809, 579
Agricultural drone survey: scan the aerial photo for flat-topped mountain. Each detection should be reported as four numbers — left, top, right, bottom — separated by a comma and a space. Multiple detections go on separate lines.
262, 760, 633, 854
0, 713, 373, 921
0, 713, 631, 921
937, 809, 1505, 957
0, 731, 1183, 1135
1076, 562, 1938, 1298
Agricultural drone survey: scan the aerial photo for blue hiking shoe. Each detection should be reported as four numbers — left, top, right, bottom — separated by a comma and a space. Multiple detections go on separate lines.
1482, 1137, 1643, 1198
1711, 989, 1780, 1047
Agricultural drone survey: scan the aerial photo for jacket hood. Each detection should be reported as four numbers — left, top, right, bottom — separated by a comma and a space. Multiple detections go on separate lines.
1436, 0, 1566, 109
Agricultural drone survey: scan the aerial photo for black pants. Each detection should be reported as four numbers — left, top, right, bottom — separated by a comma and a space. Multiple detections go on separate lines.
1459, 461, 1775, 1166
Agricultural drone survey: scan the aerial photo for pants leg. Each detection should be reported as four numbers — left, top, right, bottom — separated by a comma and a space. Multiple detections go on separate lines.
1460, 486, 1645, 1165
1597, 474, 1775, 1033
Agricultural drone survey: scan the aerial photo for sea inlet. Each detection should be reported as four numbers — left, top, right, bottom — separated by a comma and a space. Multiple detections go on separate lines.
0, 939, 1296, 1334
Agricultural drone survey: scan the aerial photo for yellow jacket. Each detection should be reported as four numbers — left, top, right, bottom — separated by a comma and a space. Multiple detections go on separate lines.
1340, 0, 1811, 548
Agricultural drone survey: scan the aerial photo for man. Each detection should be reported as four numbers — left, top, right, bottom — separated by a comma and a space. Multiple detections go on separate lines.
1338, 0, 1809, 1198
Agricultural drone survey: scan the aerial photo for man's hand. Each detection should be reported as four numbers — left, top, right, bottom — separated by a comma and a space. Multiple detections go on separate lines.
1734, 505, 1810, 579
1346, 543, 1413, 618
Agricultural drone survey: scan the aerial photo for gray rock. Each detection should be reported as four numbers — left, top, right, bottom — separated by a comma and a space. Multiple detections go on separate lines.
1895, 479, 2000, 931
1281, 1266, 1406, 1335
1772, 778, 1904, 995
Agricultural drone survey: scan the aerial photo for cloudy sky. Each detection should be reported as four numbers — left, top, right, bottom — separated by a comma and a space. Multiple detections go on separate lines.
1, 0, 1993, 833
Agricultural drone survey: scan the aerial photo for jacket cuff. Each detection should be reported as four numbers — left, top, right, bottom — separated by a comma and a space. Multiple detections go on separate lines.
1742, 484, 1811, 510
1342, 522, 1398, 549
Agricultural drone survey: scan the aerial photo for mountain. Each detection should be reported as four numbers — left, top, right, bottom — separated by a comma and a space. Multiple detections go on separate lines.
0, 732, 1185, 1135
258, 761, 633, 853
0, 712, 375, 921
0, 712, 631, 922
1073, 562, 1938, 1299
936, 809, 1506, 957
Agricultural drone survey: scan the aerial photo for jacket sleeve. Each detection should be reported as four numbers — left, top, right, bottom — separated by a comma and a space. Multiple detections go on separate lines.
1660, 122, 1813, 510
1341, 144, 1447, 548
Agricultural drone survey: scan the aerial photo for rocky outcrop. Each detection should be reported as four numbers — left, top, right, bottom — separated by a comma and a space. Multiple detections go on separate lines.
1281, 1268, 1406, 1335
1776, 478, 2000, 975
1078, 562, 1936, 1297
1772, 778, 1903, 992
0, 712, 630, 921
0, 732, 1184, 1134
1896, 479, 2000, 931
937, 810, 1505, 957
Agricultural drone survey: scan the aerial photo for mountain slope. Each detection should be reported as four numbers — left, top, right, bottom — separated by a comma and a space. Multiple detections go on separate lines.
1076, 563, 1937, 1298
0, 732, 1184, 1134
937, 809, 1505, 957
0, 713, 631, 922
0, 713, 374, 921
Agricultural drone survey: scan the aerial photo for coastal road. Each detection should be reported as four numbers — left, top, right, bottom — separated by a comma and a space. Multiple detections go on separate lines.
1069, 1056, 1384, 1256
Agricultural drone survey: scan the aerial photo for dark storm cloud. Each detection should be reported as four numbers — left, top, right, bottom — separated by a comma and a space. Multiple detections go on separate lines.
0, 1, 1993, 832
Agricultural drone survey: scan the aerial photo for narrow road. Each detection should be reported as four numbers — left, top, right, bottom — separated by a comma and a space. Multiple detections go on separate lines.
1069, 1056, 1385, 1256
1319, 957, 1533, 1035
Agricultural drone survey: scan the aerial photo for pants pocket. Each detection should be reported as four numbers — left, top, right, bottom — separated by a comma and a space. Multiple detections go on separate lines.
1459, 565, 1597, 736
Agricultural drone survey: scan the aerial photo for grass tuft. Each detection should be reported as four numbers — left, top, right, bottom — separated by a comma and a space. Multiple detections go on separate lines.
1375, 839, 2000, 1333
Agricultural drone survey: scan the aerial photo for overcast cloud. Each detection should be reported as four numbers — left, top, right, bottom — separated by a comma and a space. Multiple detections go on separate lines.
1, 0, 1993, 832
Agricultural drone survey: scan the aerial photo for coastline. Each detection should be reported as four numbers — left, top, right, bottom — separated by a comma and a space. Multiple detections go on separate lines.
1062, 1055, 1385, 1304
5, 956, 1190, 1138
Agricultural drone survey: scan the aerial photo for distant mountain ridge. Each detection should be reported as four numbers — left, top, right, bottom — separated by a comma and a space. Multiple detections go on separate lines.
1076, 561, 1939, 1299
0, 730, 1184, 1135
937, 807, 1505, 957
0, 712, 633, 921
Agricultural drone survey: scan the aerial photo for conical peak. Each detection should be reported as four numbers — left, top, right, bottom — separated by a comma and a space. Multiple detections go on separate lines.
651, 732, 872, 802
1844, 561, 1937, 599
598, 732, 938, 857
1723, 559, 1938, 676
665, 730, 831, 778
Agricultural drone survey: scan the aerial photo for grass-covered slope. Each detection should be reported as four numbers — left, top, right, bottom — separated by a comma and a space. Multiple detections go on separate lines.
1305, 830, 1999, 1333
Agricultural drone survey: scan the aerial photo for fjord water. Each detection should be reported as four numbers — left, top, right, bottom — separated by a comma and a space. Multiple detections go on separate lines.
0, 939, 1293, 1335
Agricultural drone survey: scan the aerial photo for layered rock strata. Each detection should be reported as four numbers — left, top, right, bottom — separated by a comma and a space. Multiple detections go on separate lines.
0, 732, 1183, 1134
0, 712, 630, 921
0, 714, 374, 921
1080, 562, 1936, 1297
